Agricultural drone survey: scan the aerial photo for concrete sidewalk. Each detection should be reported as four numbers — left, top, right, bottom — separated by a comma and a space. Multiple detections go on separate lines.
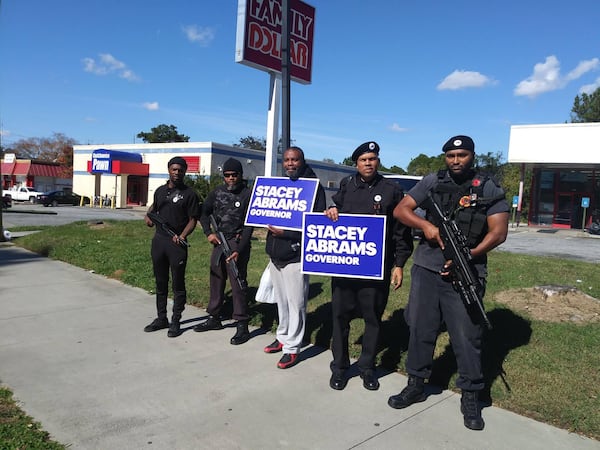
0, 244, 598, 450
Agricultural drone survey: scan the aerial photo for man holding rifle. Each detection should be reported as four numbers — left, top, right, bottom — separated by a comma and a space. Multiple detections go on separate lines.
144, 157, 201, 338
194, 158, 254, 345
389, 135, 509, 430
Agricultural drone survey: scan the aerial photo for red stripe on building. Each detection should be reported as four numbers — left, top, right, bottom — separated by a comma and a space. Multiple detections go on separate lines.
112, 161, 149, 176
13, 161, 31, 175
184, 156, 200, 173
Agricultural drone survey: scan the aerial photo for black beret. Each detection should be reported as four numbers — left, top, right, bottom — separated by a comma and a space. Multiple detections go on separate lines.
222, 157, 243, 175
167, 156, 188, 170
351, 141, 380, 162
442, 135, 475, 153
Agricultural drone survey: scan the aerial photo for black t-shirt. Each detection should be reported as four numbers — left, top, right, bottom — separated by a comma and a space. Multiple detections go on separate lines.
151, 182, 201, 236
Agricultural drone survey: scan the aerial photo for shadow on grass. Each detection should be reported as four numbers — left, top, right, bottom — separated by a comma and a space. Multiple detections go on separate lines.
378, 308, 410, 371
426, 307, 532, 405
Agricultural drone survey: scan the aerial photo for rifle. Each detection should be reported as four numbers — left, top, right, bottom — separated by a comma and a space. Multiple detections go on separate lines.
209, 214, 247, 290
147, 211, 190, 248
426, 192, 493, 330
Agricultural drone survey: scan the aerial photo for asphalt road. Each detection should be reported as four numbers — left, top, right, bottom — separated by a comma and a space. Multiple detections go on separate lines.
2, 204, 599, 263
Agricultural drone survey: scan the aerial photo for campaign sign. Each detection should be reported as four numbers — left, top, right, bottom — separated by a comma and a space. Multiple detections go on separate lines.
245, 176, 319, 231
301, 213, 387, 280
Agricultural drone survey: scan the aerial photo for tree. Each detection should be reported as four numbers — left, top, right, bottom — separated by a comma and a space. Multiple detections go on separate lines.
406, 153, 445, 176
475, 151, 503, 177
233, 135, 267, 151
137, 124, 189, 143
341, 157, 354, 166
570, 88, 600, 123
7, 133, 76, 178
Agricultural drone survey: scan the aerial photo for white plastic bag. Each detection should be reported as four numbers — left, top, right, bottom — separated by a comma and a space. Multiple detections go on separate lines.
255, 265, 275, 304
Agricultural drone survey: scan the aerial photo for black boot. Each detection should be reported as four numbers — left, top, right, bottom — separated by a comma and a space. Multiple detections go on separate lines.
461, 390, 485, 430
144, 317, 169, 332
230, 321, 250, 345
168, 315, 182, 338
193, 316, 223, 332
388, 375, 427, 409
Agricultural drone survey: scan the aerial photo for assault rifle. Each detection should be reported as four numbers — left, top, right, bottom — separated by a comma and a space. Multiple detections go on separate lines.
147, 211, 190, 248
426, 192, 493, 330
209, 214, 247, 290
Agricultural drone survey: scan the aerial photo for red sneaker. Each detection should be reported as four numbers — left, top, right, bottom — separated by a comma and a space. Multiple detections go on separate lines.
277, 353, 299, 369
264, 340, 283, 354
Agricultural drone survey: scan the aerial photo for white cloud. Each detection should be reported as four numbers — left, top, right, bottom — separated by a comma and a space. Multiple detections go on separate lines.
182, 25, 215, 46
389, 123, 408, 132
515, 56, 599, 97
437, 70, 494, 90
580, 77, 600, 94
143, 102, 160, 111
82, 53, 140, 82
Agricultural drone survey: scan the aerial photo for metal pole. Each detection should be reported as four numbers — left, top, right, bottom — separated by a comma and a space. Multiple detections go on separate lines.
281, 0, 291, 152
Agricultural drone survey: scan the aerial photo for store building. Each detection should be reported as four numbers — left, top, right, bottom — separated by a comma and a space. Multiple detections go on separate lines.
73, 142, 358, 208
508, 123, 600, 229
1, 154, 71, 192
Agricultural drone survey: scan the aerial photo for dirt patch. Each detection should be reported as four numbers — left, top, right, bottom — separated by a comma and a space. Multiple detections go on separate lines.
111, 269, 125, 280
88, 220, 110, 230
494, 286, 600, 324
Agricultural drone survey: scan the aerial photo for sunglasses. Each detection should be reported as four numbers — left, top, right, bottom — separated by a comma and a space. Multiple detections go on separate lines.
223, 172, 239, 178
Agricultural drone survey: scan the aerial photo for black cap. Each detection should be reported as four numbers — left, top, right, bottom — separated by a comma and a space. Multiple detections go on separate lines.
167, 156, 188, 170
442, 135, 475, 153
351, 141, 380, 162
222, 157, 243, 175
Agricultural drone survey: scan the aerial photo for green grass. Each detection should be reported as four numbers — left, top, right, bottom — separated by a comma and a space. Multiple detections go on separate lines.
9, 220, 600, 441
0, 385, 66, 450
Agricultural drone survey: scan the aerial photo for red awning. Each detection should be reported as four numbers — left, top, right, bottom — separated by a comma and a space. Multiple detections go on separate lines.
13, 161, 31, 175
29, 163, 62, 177
1, 162, 16, 175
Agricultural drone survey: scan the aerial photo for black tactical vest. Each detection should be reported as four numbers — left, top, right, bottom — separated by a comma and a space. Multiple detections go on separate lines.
428, 170, 502, 247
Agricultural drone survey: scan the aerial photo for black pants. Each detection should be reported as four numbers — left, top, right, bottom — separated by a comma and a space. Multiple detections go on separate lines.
404, 265, 485, 391
151, 234, 188, 320
331, 277, 389, 373
207, 241, 250, 321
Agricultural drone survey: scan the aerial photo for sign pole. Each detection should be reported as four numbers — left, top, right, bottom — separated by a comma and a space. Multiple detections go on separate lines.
265, 73, 281, 177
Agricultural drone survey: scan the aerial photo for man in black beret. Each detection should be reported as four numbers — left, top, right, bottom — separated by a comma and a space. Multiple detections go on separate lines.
389, 135, 509, 430
143, 157, 201, 337
194, 158, 254, 346
325, 141, 413, 391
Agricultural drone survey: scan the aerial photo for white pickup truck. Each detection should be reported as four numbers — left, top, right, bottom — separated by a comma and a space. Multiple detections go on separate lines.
2, 186, 44, 203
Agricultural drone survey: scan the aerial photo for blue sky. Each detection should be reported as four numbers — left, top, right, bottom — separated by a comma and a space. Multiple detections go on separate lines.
1, 0, 599, 170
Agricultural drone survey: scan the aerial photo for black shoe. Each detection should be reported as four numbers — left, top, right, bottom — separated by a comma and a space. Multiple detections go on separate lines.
461, 390, 485, 430
167, 320, 182, 338
193, 316, 223, 332
144, 317, 169, 332
360, 370, 380, 391
388, 375, 427, 409
230, 321, 250, 345
329, 371, 348, 391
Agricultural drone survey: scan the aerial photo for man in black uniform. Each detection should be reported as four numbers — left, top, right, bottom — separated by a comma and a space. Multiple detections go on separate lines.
143, 157, 201, 338
194, 158, 254, 345
388, 135, 509, 430
325, 141, 413, 391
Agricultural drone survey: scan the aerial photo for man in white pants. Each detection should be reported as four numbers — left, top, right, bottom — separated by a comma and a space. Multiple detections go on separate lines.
262, 147, 326, 369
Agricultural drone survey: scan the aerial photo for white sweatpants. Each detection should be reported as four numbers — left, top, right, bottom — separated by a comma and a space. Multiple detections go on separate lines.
269, 261, 309, 354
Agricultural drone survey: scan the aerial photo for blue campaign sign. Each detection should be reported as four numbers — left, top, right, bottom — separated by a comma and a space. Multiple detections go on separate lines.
301, 213, 387, 280
245, 177, 319, 231
512, 195, 519, 208
581, 197, 590, 208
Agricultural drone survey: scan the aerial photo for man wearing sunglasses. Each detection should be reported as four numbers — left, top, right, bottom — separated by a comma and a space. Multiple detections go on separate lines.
194, 158, 254, 345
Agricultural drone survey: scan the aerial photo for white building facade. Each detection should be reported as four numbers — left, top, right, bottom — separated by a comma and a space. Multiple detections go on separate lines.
73, 142, 358, 208
508, 123, 600, 228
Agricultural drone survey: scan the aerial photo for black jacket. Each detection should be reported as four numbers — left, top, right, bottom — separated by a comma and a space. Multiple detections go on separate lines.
331, 172, 413, 270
